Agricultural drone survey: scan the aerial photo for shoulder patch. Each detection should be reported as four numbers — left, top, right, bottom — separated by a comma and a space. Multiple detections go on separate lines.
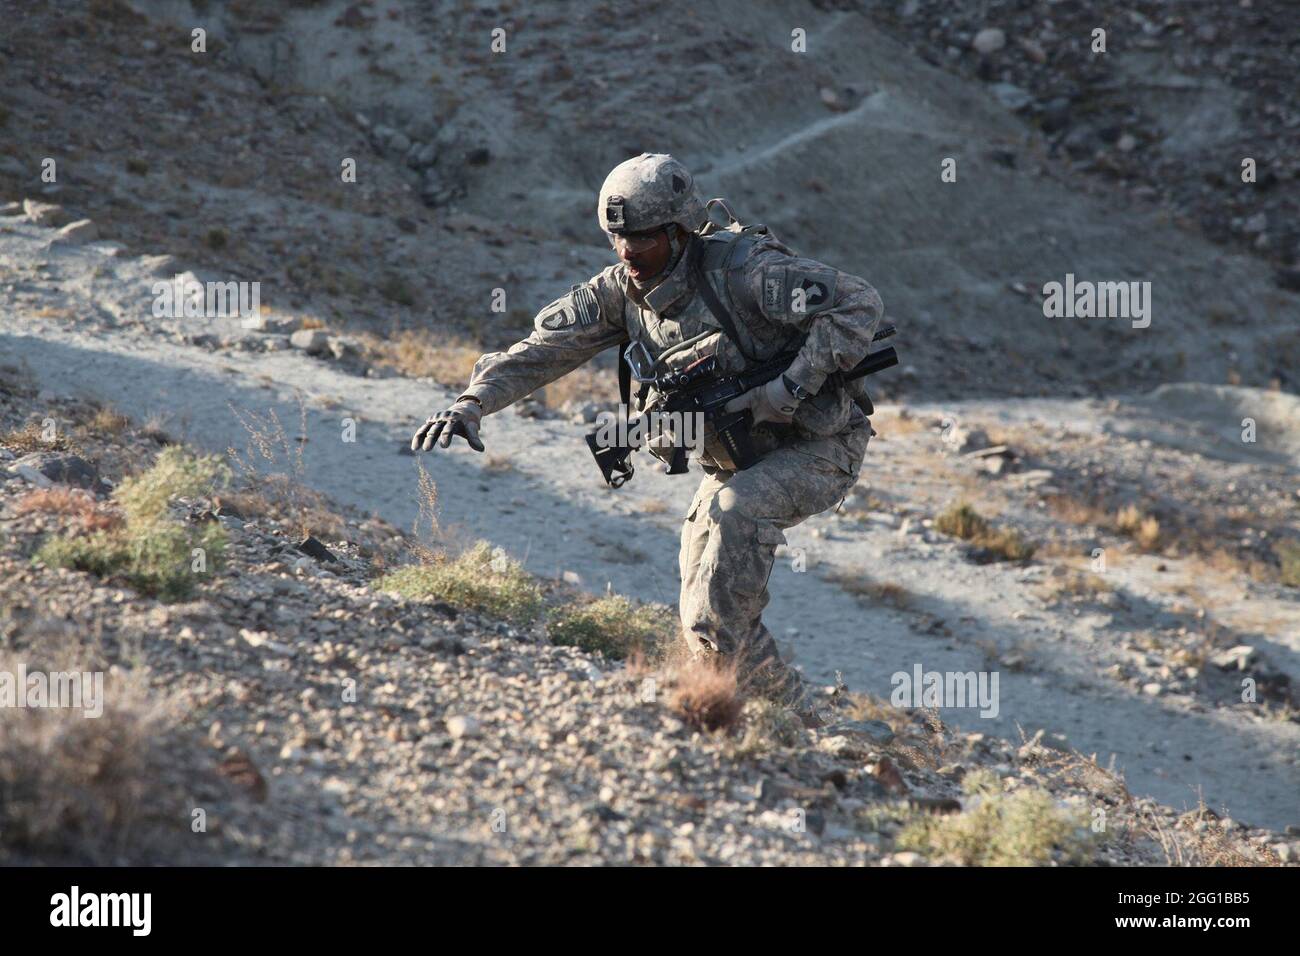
537, 297, 573, 331
785, 267, 837, 316
538, 284, 601, 331
570, 283, 600, 326
761, 267, 786, 312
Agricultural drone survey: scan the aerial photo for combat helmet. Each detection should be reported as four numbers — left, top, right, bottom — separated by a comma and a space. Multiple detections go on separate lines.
598, 153, 707, 236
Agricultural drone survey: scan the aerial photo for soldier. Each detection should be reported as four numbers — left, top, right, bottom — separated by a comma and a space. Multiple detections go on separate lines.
412, 153, 885, 723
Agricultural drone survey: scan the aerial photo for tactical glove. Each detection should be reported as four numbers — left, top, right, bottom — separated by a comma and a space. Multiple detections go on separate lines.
723, 374, 802, 425
412, 398, 485, 452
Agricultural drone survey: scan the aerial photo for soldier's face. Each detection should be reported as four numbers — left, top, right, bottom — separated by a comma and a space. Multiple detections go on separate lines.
609, 226, 674, 283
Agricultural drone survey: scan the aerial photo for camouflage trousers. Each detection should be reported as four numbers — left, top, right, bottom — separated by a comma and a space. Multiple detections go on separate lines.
677, 416, 872, 707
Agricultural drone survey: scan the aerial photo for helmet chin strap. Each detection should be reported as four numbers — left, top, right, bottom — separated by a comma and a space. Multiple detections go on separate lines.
666, 228, 684, 266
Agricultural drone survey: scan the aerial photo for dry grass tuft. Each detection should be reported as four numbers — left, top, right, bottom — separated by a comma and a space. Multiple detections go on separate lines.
935, 501, 1036, 563
139, 413, 175, 446
825, 568, 913, 609
1140, 801, 1280, 867
1116, 504, 1162, 551
364, 329, 484, 389
869, 407, 927, 437
667, 653, 745, 735
1044, 493, 1110, 528
1038, 567, 1114, 603
538, 364, 618, 411
14, 487, 119, 533
0, 656, 187, 863
87, 405, 131, 436
226, 397, 346, 539
1, 421, 78, 454
363, 327, 618, 411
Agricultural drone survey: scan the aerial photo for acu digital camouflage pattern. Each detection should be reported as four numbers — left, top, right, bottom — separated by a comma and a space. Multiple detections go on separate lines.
460, 179, 885, 704
597, 152, 708, 236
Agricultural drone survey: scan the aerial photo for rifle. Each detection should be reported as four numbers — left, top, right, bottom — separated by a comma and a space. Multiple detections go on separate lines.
586, 325, 898, 486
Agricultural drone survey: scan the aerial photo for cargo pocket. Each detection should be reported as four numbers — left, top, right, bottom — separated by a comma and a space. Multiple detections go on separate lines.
791, 435, 857, 476
755, 522, 788, 549
735, 521, 788, 600
795, 417, 872, 478
684, 484, 709, 523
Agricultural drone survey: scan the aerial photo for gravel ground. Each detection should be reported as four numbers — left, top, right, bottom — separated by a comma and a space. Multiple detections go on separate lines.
2, 388, 1292, 866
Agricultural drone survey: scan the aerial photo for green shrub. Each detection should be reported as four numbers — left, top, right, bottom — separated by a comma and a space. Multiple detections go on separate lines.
378, 542, 544, 624
548, 595, 675, 660
36, 448, 228, 601
115, 446, 229, 525
1276, 540, 1300, 588
896, 770, 1095, 866
935, 502, 988, 540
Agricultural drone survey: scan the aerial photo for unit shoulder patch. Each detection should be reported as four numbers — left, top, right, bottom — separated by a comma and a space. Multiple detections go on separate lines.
785, 266, 838, 316
538, 283, 602, 331
760, 264, 837, 317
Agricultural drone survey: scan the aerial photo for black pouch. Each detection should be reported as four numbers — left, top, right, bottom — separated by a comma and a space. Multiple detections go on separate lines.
713, 409, 761, 471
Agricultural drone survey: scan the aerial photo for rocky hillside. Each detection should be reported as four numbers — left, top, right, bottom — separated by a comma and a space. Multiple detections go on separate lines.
1, 0, 1297, 401
1, 379, 1289, 865
1, 0, 1296, 865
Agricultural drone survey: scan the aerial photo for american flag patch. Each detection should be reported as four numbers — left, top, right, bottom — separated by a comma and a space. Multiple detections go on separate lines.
571, 284, 600, 326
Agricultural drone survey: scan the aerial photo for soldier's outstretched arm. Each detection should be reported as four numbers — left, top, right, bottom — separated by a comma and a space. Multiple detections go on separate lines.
412, 267, 627, 452
739, 249, 885, 398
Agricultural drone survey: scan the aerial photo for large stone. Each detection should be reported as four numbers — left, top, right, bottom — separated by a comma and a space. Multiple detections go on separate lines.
1210, 645, 1255, 670
297, 535, 339, 563
823, 719, 896, 747
445, 715, 480, 739
242, 314, 301, 334
138, 254, 179, 278
23, 199, 68, 226
972, 28, 1006, 54
327, 335, 360, 361
290, 329, 330, 355
989, 82, 1033, 112
10, 452, 109, 495
51, 219, 99, 244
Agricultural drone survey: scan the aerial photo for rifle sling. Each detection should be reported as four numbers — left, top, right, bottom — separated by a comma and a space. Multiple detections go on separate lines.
693, 248, 755, 362
618, 337, 632, 410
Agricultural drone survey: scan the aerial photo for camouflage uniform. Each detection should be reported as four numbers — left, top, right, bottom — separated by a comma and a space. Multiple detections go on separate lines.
460, 157, 884, 705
